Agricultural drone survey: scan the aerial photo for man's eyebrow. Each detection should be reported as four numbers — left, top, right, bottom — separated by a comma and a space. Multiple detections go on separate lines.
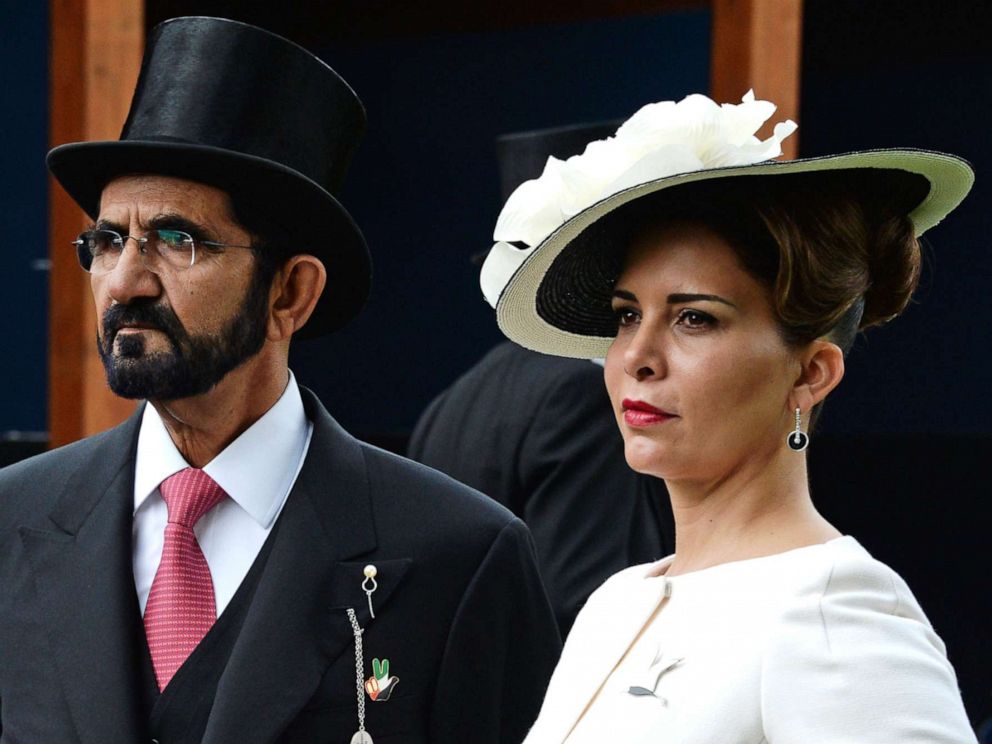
95, 218, 126, 233
145, 213, 214, 239
93, 214, 214, 239
667, 293, 737, 308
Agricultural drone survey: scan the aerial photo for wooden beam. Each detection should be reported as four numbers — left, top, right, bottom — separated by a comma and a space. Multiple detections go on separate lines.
48, 0, 144, 447
710, 0, 803, 158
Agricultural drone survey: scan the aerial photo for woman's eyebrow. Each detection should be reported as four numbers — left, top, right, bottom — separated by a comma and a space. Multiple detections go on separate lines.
613, 289, 738, 309
667, 292, 737, 309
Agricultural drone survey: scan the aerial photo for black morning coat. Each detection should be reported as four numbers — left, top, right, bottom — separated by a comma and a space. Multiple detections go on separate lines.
0, 387, 562, 743
408, 342, 675, 637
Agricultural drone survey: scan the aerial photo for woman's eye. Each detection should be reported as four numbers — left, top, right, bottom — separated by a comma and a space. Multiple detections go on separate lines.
675, 308, 715, 329
614, 307, 639, 326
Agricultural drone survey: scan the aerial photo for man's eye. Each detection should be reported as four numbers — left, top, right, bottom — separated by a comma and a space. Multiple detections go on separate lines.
88, 237, 110, 255
676, 308, 715, 328
83, 230, 122, 255
156, 229, 193, 250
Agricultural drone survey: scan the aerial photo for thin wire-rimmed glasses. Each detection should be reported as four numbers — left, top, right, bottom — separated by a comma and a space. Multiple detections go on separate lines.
72, 228, 254, 275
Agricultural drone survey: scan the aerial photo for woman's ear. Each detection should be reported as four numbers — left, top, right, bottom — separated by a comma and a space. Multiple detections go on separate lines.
266, 254, 327, 341
790, 340, 845, 413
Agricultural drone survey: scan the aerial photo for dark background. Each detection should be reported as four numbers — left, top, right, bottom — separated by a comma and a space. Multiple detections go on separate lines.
1, 0, 50, 438
3, 0, 989, 729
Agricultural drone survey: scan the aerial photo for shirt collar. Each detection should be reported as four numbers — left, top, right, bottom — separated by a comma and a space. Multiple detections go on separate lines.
133, 371, 310, 528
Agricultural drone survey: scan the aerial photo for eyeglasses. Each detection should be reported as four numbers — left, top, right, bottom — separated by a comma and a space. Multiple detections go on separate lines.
72, 228, 253, 275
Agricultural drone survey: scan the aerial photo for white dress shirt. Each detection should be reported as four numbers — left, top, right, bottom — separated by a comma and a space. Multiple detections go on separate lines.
525, 536, 975, 744
132, 372, 313, 616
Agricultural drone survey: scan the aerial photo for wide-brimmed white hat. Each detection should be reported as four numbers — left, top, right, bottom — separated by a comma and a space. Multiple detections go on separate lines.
481, 92, 974, 359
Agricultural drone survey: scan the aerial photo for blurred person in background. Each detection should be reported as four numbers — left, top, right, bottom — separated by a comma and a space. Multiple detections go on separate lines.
409, 121, 674, 637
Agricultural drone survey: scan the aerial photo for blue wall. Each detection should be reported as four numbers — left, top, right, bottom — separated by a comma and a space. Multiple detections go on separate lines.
0, 6, 711, 437
5, 6, 990, 442
292, 10, 712, 438
291, 6, 992, 441
803, 56, 992, 436
0, 2, 49, 433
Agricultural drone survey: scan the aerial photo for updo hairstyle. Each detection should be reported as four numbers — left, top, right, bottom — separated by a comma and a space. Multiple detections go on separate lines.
567, 169, 928, 357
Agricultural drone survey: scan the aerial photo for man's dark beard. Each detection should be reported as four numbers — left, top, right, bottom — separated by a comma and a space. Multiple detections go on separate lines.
97, 268, 270, 400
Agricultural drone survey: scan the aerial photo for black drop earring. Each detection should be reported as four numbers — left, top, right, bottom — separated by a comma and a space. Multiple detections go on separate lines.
788, 407, 809, 452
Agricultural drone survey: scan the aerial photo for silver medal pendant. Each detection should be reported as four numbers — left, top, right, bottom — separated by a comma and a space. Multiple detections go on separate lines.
347, 608, 374, 744
347, 565, 384, 744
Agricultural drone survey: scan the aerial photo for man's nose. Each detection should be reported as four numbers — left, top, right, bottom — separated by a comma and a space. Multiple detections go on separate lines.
102, 238, 161, 304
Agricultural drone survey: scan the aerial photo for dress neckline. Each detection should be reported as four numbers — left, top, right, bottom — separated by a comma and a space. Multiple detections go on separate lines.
643, 535, 857, 581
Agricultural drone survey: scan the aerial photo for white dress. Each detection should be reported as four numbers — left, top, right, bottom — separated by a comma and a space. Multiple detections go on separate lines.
523, 536, 975, 743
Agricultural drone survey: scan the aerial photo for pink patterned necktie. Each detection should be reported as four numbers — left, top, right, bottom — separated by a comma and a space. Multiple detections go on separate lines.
143, 467, 227, 691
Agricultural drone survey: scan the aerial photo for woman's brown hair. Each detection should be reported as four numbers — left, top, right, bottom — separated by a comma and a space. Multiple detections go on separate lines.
562, 169, 931, 429
606, 169, 928, 356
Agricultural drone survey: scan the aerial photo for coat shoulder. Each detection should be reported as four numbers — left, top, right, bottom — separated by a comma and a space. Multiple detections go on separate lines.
439, 342, 604, 411
359, 441, 517, 534
0, 424, 132, 531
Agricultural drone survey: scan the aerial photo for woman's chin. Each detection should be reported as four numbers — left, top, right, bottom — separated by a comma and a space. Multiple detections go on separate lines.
623, 436, 679, 480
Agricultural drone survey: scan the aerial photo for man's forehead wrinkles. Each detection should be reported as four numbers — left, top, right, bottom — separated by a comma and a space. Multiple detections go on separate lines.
99, 203, 207, 226
100, 176, 230, 216
98, 195, 227, 236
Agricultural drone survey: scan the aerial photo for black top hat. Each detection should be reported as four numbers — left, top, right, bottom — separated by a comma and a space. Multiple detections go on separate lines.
470, 120, 622, 266
47, 16, 369, 338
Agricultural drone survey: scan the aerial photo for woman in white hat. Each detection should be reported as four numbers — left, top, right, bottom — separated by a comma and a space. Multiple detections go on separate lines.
483, 92, 976, 742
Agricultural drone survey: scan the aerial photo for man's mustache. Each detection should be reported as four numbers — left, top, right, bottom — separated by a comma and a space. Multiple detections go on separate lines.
101, 301, 186, 345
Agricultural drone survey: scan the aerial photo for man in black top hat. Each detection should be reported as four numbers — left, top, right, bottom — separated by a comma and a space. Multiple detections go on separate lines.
408, 123, 675, 638
0, 17, 559, 744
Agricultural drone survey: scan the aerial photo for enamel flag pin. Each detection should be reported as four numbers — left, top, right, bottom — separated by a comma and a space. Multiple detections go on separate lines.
365, 658, 400, 702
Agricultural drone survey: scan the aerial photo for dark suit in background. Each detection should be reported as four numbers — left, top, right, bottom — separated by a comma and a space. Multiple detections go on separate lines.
409, 341, 674, 635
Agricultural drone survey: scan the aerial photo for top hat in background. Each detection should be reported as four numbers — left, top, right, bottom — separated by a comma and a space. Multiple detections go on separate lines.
496, 121, 622, 202
470, 120, 621, 266
47, 16, 369, 339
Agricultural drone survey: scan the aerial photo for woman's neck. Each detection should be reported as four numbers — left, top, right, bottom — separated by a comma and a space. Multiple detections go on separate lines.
663, 449, 840, 576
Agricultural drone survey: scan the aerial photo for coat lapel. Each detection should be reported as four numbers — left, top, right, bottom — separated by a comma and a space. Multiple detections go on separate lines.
531, 568, 673, 744
204, 390, 412, 744
19, 410, 146, 744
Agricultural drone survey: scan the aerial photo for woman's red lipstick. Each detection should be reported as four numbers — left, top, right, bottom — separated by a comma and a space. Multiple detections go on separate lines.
622, 399, 675, 427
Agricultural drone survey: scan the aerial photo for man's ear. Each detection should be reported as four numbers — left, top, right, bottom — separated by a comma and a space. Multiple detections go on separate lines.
266, 255, 327, 342
789, 340, 845, 414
